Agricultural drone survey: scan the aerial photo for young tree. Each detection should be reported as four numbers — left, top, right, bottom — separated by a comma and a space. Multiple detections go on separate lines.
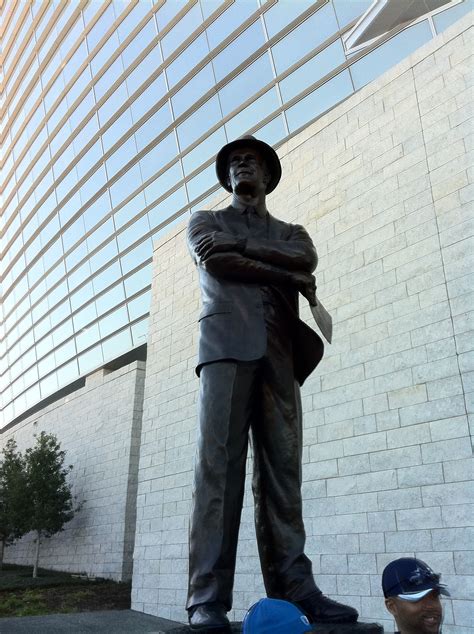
0, 439, 28, 569
24, 432, 79, 578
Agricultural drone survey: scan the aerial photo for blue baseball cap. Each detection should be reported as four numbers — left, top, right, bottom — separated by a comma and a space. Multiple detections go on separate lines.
382, 558, 450, 602
243, 598, 313, 633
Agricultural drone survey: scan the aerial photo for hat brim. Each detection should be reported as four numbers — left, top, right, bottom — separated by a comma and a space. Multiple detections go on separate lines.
397, 586, 450, 602
215, 136, 282, 194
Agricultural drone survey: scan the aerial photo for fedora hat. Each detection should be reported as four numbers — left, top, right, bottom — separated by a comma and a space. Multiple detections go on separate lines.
215, 135, 282, 194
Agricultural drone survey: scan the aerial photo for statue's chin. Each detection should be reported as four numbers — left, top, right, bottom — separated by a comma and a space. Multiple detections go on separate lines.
234, 181, 256, 196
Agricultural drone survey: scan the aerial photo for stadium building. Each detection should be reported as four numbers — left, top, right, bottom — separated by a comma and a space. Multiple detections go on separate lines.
1, 1, 473, 630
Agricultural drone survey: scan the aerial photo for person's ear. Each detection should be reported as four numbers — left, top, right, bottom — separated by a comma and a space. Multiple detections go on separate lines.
385, 597, 397, 617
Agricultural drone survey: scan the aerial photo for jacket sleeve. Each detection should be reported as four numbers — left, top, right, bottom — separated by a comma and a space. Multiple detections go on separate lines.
244, 223, 317, 272
187, 210, 294, 285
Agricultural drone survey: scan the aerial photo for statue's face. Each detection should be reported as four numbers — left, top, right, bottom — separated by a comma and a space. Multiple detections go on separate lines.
227, 146, 270, 195
385, 591, 442, 634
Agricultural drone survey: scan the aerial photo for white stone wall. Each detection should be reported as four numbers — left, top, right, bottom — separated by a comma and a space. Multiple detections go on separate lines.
1, 361, 146, 582
132, 14, 473, 631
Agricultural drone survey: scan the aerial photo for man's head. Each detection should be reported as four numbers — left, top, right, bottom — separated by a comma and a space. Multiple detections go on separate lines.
382, 558, 450, 634
215, 135, 282, 195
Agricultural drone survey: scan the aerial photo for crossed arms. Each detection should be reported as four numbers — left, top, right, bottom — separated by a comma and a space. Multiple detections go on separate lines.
187, 210, 318, 305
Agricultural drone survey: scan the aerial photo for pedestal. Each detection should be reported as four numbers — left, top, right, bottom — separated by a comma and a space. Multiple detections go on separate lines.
168, 621, 385, 633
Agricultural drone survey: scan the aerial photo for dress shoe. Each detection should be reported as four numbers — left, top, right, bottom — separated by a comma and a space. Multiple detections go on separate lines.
188, 602, 231, 631
295, 591, 359, 623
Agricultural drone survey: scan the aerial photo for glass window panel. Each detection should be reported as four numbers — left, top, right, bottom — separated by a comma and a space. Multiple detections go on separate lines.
148, 186, 187, 230
286, 69, 353, 132
114, 191, 147, 229
121, 17, 157, 71
102, 327, 132, 360
117, 214, 151, 251
118, 2, 153, 43
433, 1, 471, 33
38, 351, 56, 378
63, 41, 88, 84
139, 132, 178, 181
92, 261, 123, 294
73, 115, 99, 157
155, 0, 187, 31
225, 87, 280, 139
30, 277, 47, 306
56, 359, 79, 387
96, 283, 125, 316
102, 109, 134, 152
83, 191, 112, 232
213, 20, 265, 83
219, 53, 274, 118
90, 29, 121, 76
206, 1, 257, 48
75, 140, 103, 182
55, 340, 76, 367
66, 66, 93, 111
106, 136, 137, 178
47, 280, 69, 310
186, 164, 216, 202
126, 44, 163, 97
68, 259, 92, 291
94, 55, 125, 101
76, 321, 100, 353
177, 96, 222, 150
69, 90, 95, 132
272, 4, 339, 75
171, 63, 215, 118
109, 163, 143, 208
263, 0, 315, 39
124, 263, 152, 297
62, 216, 86, 251
78, 343, 104, 375
80, 165, 107, 205
135, 103, 173, 152
89, 238, 118, 270
98, 305, 128, 337
70, 282, 94, 314
40, 372, 59, 398
130, 73, 167, 125
52, 319, 74, 347
120, 238, 153, 274
86, 218, 115, 252
56, 167, 78, 204
87, 4, 115, 51
144, 162, 183, 206
131, 316, 149, 346
332, 0, 372, 29
127, 290, 151, 320
182, 127, 226, 176
166, 33, 210, 89
350, 21, 432, 90
279, 39, 346, 103
73, 298, 98, 330
161, 3, 202, 58
98, 81, 128, 126
65, 240, 88, 272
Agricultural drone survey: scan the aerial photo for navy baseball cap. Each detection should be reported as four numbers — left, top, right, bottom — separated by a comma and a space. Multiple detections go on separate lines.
243, 598, 313, 633
382, 558, 450, 602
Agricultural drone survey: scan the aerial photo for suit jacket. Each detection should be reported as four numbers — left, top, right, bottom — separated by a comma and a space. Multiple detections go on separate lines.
187, 206, 324, 385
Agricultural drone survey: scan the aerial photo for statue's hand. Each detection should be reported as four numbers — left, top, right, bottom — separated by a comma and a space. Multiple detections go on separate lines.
292, 271, 317, 305
194, 232, 242, 261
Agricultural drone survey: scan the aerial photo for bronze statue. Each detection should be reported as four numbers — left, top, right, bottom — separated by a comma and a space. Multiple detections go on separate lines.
186, 136, 358, 631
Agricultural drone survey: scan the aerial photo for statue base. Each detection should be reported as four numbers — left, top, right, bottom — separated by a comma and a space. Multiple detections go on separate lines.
169, 621, 384, 633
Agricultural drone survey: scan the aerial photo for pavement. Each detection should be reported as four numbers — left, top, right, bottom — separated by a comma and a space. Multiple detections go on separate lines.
0, 610, 183, 633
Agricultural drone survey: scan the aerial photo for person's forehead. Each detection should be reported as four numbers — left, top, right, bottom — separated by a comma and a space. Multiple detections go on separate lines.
228, 146, 263, 160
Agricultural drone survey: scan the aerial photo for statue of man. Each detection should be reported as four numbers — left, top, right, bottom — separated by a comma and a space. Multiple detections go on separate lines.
186, 136, 358, 631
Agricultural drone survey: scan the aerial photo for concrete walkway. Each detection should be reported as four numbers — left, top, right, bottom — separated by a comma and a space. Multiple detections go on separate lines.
0, 609, 182, 633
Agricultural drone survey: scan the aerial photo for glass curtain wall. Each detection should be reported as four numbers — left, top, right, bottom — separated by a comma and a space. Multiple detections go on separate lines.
1, 0, 471, 427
